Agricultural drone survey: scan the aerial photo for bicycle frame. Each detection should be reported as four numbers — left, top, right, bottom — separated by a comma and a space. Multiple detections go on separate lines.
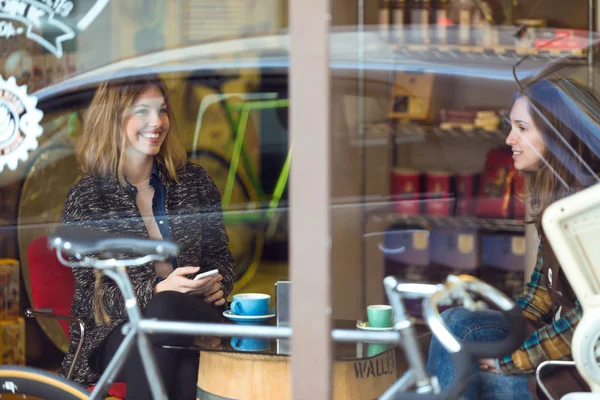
51, 220, 523, 400
191, 91, 291, 230
57, 249, 441, 400
223, 99, 290, 238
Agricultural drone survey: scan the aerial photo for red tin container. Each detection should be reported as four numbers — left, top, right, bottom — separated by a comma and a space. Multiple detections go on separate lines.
455, 172, 478, 216
390, 168, 421, 215
425, 171, 452, 216
512, 172, 526, 219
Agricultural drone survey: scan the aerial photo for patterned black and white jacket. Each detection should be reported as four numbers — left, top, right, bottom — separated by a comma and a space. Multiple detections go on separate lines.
58, 161, 235, 388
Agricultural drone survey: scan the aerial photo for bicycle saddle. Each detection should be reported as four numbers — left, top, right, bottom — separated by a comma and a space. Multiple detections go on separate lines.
48, 226, 180, 259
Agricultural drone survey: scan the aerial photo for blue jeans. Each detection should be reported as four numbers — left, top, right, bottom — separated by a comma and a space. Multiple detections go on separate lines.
427, 307, 532, 400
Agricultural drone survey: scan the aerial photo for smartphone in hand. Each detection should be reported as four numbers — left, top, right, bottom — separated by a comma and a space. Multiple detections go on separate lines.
193, 269, 219, 281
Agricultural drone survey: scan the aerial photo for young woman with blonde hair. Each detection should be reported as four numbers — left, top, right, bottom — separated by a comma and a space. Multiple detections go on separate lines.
59, 73, 235, 400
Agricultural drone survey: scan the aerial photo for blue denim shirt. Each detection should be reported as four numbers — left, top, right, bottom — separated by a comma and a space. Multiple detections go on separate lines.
125, 161, 177, 285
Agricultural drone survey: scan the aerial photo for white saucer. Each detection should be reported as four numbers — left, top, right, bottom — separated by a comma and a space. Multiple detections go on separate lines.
223, 310, 276, 324
356, 321, 394, 331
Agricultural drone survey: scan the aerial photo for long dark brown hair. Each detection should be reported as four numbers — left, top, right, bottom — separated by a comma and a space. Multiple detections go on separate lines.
519, 77, 600, 233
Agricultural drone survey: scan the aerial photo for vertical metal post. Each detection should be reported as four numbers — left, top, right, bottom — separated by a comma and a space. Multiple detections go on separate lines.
589, 0, 595, 88
289, 0, 332, 399
358, 0, 367, 321
596, 0, 600, 33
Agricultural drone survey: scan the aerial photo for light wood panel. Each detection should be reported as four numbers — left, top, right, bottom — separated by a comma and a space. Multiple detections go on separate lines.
197, 349, 397, 400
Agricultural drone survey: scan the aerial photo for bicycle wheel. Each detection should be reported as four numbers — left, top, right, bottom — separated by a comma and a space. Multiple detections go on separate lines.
188, 150, 264, 291
0, 366, 89, 399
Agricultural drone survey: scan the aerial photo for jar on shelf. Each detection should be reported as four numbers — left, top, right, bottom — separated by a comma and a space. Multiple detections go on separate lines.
391, 0, 407, 43
449, 0, 473, 45
379, 0, 392, 39
410, 0, 431, 44
433, 0, 449, 44
472, 0, 498, 47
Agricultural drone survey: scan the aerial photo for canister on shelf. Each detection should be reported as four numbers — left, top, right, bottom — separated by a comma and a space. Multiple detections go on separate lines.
379, 0, 392, 38
410, 0, 431, 44
392, 0, 407, 43
429, 227, 480, 271
449, 0, 473, 45
474, 0, 499, 47
476, 148, 516, 218
455, 172, 478, 216
512, 172, 526, 219
433, 0, 450, 44
390, 168, 421, 215
425, 171, 453, 216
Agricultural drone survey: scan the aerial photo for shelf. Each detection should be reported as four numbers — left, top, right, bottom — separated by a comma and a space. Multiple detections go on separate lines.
386, 123, 507, 139
367, 208, 525, 233
351, 123, 508, 147
330, 27, 597, 73
387, 43, 586, 61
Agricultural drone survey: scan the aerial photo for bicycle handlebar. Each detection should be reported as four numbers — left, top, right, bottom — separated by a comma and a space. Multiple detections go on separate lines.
424, 275, 526, 359
390, 274, 526, 400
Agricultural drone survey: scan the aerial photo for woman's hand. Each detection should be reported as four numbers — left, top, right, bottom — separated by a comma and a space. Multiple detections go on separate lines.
154, 266, 222, 296
204, 281, 226, 306
479, 358, 499, 374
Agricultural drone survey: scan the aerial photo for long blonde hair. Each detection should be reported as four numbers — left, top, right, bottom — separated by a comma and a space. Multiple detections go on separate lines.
76, 73, 187, 184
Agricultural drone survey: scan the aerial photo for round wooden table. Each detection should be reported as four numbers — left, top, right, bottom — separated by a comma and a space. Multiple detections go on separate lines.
194, 320, 400, 400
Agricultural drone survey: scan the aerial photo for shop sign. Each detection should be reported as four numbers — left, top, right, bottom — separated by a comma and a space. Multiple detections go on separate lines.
353, 351, 396, 379
0, 75, 43, 172
0, 0, 111, 58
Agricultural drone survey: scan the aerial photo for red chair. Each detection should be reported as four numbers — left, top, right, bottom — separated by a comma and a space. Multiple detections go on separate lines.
25, 235, 127, 399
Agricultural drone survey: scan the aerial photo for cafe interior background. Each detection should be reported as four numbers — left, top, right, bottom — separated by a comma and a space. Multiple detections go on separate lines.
0, 0, 598, 375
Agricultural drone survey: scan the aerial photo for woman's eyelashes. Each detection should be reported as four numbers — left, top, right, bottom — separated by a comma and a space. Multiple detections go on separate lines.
509, 123, 527, 134
132, 106, 167, 117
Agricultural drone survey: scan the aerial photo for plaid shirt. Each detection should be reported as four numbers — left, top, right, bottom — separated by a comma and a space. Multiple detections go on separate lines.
497, 244, 583, 375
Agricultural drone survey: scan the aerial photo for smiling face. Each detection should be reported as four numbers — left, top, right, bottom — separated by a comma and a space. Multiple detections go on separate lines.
506, 96, 546, 172
124, 85, 170, 161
